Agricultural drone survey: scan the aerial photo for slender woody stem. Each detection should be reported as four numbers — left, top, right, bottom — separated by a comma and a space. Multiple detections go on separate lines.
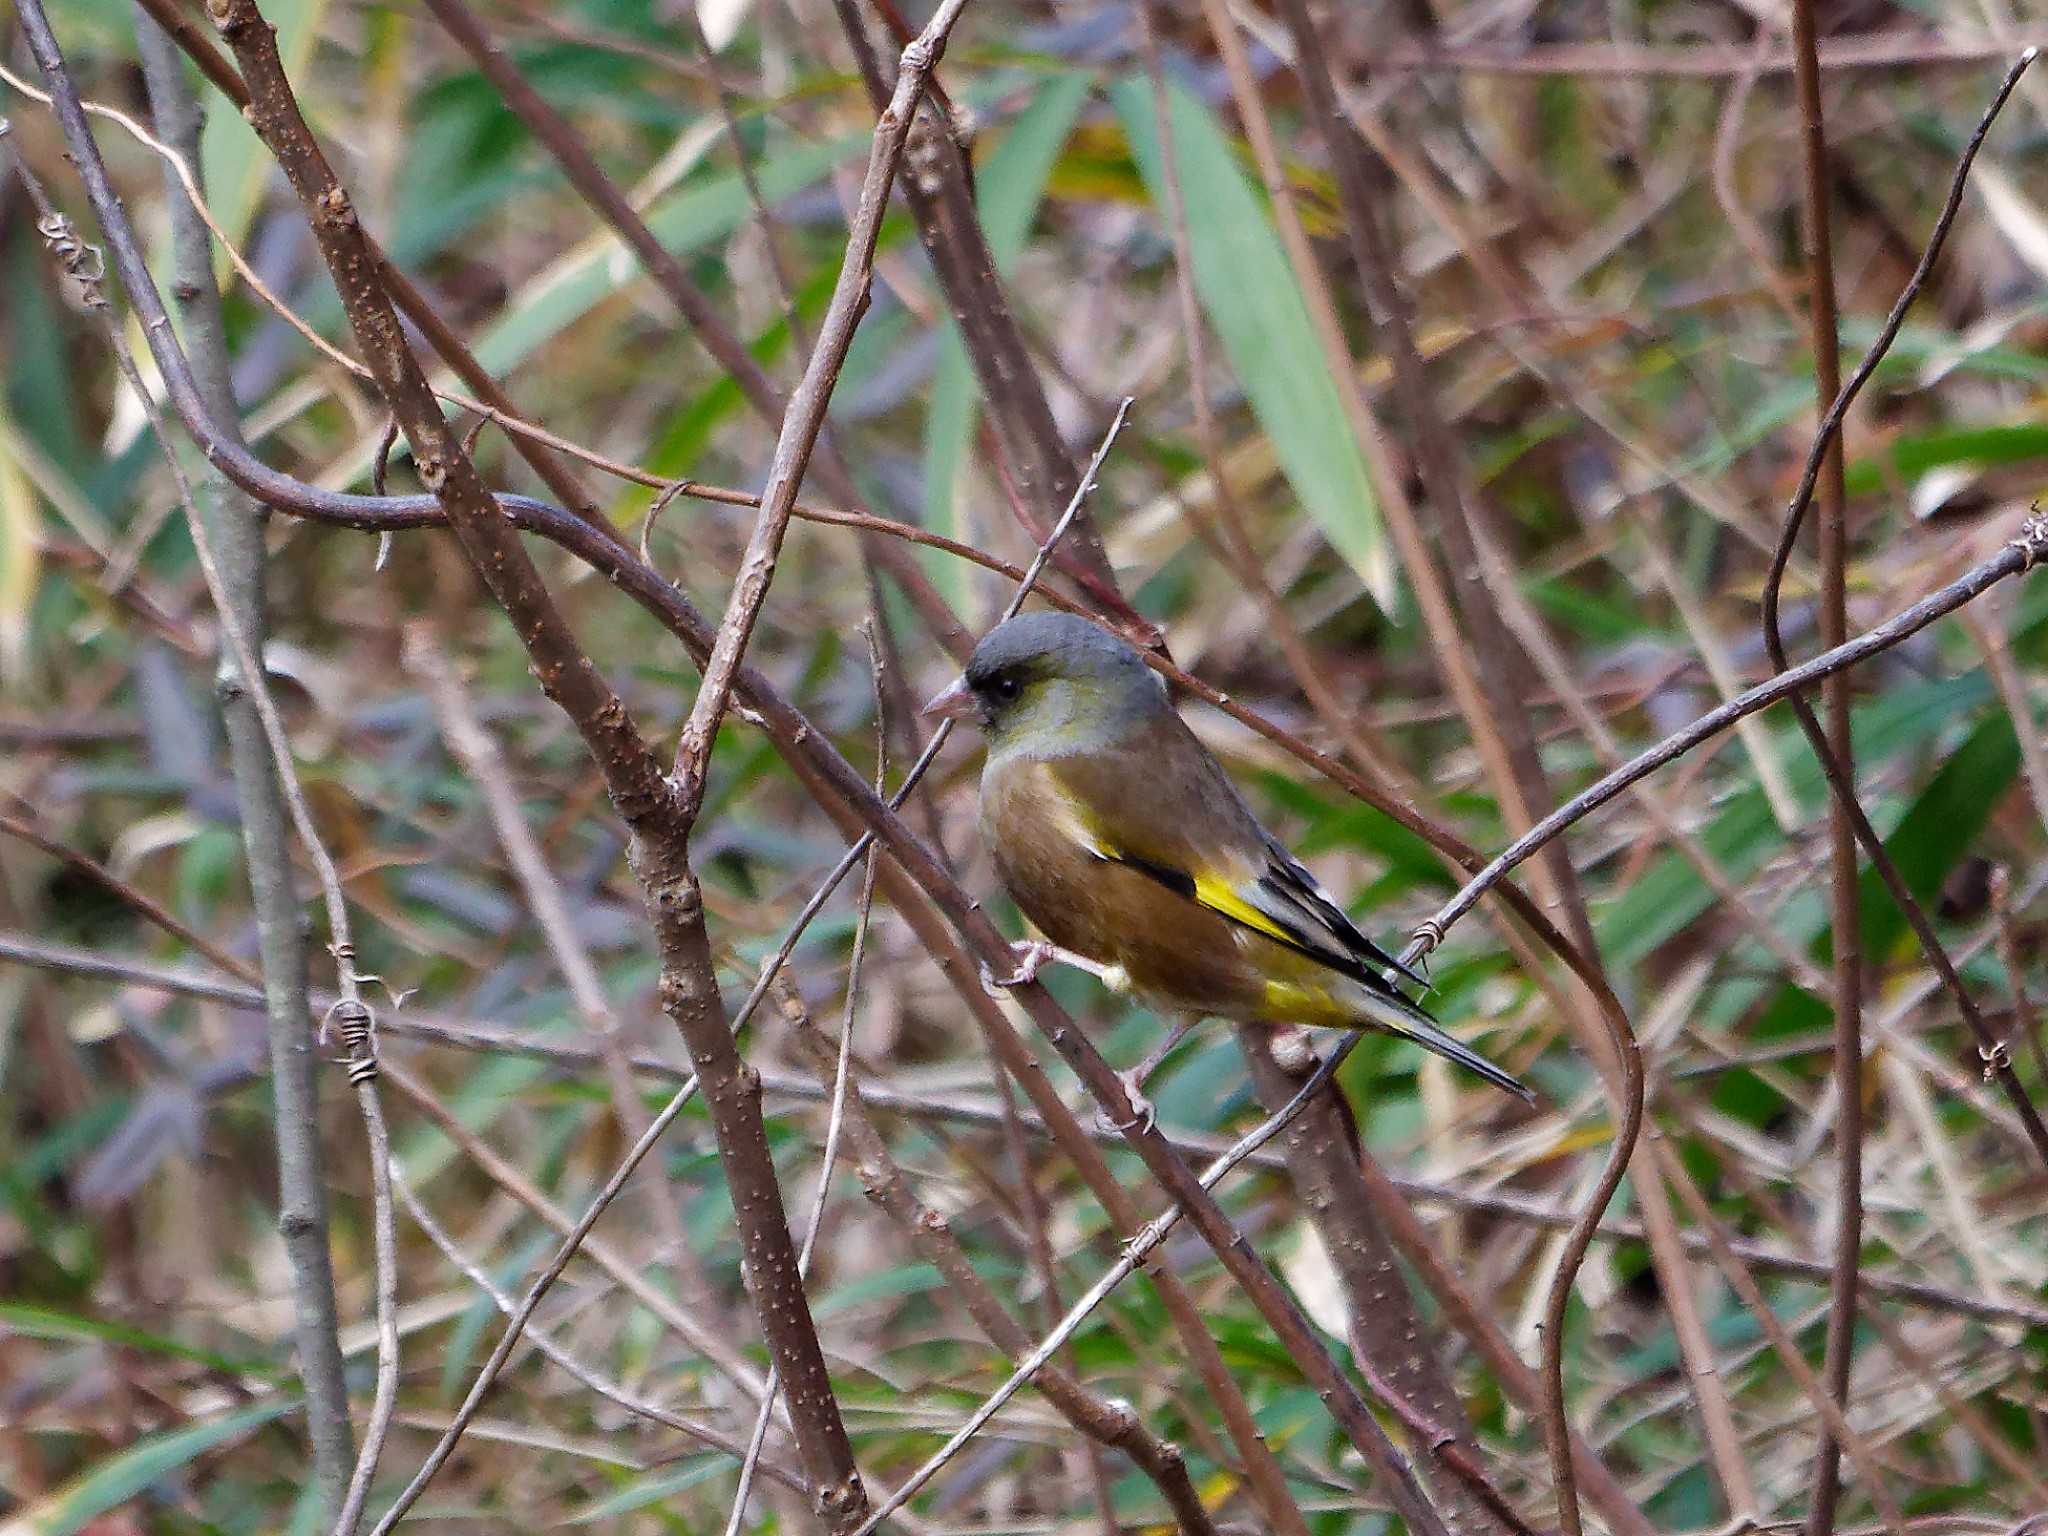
674, 0, 974, 815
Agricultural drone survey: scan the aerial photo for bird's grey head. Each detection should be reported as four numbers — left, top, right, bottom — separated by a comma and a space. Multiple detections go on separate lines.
923, 612, 1167, 752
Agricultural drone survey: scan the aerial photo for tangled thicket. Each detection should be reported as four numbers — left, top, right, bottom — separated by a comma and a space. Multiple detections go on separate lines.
2, 2, 2047, 1534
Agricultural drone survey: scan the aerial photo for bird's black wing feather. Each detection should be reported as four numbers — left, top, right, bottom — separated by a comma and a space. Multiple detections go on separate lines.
1252, 836, 1433, 990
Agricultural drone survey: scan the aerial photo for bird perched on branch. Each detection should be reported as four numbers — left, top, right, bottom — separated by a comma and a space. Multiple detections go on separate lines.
924, 611, 1530, 1106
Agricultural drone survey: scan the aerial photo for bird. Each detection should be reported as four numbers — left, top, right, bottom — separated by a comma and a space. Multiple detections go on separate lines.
922, 610, 1531, 1104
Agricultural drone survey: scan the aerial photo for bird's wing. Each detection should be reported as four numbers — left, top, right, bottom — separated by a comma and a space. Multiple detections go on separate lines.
1239, 835, 1433, 989
1041, 728, 1531, 1102
1042, 718, 1427, 993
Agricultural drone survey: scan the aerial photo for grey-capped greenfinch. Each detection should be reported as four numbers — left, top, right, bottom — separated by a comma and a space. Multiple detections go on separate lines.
924, 611, 1529, 1100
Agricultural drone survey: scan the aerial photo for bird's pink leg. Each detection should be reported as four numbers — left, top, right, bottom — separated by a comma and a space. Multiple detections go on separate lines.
979, 939, 1058, 994
979, 941, 1111, 994
1101, 1019, 1200, 1135
1127, 1018, 1195, 1090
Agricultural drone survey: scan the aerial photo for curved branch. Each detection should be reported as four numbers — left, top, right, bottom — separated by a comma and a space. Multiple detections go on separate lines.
1756, 46, 2048, 1175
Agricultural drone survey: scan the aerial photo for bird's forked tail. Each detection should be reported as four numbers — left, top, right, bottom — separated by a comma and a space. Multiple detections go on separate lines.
1351, 984, 1534, 1103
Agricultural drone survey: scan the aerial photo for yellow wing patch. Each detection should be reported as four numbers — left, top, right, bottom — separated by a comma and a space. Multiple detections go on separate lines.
1192, 872, 1299, 949
1040, 770, 1122, 868
1039, 768, 1114, 861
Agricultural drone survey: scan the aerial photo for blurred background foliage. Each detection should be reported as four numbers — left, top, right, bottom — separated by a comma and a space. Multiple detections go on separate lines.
3, 0, 2048, 1531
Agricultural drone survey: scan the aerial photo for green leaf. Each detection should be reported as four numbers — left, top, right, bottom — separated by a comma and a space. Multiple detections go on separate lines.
1850, 711, 2019, 962
1112, 75, 1394, 610
0, 1302, 281, 1380
636, 257, 838, 492
565, 1458, 731, 1524
330, 132, 871, 493
470, 132, 866, 379
394, 1053, 546, 1183
2, 244, 93, 484
924, 73, 1093, 608
7, 1396, 296, 1536
438, 1233, 553, 1403
813, 1262, 949, 1317
1847, 311, 2048, 386
1843, 422, 2048, 497
199, 0, 327, 260
1524, 573, 1660, 648
1599, 673, 1992, 967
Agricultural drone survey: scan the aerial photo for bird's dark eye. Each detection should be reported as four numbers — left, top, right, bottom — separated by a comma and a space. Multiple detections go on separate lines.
991, 674, 1022, 704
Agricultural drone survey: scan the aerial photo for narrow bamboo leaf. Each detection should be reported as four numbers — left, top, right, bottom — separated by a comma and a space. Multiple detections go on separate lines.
636, 259, 835, 493
565, 1458, 730, 1524
286, 1475, 325, 1536
3, 1397, 295, 1536
198, 0, 326, 260
1112, 75, 1394, 609
813, 1261, 948, 1316
924, 73, 1093, 608
1600, 673, 1992, 966
2, 244, 94, 482
1850, 711, 2018, 962
438, 1233, 553, 1403
471, 132, 865, 378
1853, 312, 2048, 384
0, 1302, 280, 1379
924, 341, 979, 606
0, 424, 41, 678
1843, 421, 2048, 497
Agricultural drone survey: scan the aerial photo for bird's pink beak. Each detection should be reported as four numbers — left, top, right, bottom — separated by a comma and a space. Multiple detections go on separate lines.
921, 676, 976, 722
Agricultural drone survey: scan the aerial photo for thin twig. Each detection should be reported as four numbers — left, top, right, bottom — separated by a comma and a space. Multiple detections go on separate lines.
1784, 7, 1866, 1525
388, 1166, 808, 1488
367, 1067, 705, 1526
1123, 60, 1618, 1517
371, 399, 1124, 1532
862, 502, 2048, 1531
1652, 1134, 1910, 1534
193, 0, 870, 1518
378, 1059, 769, 1402
1349, 1351, 1545, 1536
1756, 46, 2048, 1176
413, 0, 975, 663
992, 1028, 1122, 1535
827, 0, 1142, 639
65, 150, 2048, 1521
0, 114, 398, 1536
1239, 1033, 1529, 1534
1414, 516, 2048, 947
1256, 4, 1661, 1526
779, 983, 1219, 1536
55, 11, 2048, 1275
673, 0, 974, 816
12, 927, 2048, 1336
723, 624, 887, 1535
120, 0, 603, 521
0, 804, 249, 982
24, 24, 2048, 1531
0, 24, 1678, 1191
404, 627, 724, 1330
